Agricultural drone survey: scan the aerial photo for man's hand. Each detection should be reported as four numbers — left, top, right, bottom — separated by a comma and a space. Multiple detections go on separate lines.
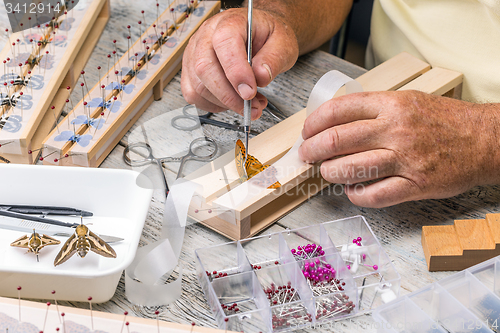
299, 90, 500, 208
181, 8, 299, 118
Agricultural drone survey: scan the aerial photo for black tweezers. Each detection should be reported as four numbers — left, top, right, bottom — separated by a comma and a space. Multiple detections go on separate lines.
0, 205, 92, 228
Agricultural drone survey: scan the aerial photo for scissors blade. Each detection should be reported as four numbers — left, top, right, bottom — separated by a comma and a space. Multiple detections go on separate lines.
0, 215, 123, 243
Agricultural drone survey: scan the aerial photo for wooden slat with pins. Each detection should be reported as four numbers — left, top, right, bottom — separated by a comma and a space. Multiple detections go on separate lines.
42, 0, 221, 167
0, 0, 109, 164
0, 295, 234, 332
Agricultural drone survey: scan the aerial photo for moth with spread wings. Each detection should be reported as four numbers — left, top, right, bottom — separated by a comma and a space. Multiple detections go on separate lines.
10, 229, 60, 261
54, 224, 117, 266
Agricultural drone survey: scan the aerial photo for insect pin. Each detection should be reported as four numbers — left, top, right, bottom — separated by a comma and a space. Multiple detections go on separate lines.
53, 216, 117, 266
10, 229, 60, 262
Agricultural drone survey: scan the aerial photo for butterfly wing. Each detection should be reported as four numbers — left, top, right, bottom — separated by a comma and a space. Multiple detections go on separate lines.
10, 235, 29, 248
87, 230, 117, 258
54, 130, 74, 142
87, 97, 103, 108
54, 233, 78, 266
71, 115, 87, 125
123, 84, 135, 94
245, 155, 265, 179
76, 134, 93, 147
235, 139, 247, 181
261, 164, 281, 189
234, 139, 281, 189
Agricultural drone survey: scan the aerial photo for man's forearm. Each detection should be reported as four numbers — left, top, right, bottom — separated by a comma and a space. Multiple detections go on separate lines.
245, 0, 353, 55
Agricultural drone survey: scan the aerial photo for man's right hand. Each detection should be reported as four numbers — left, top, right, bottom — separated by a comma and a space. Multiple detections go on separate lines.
181, 8, 299, 119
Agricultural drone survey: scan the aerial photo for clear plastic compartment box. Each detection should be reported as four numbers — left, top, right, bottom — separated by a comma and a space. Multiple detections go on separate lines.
373, 255, 500, 333
195, 215, 400, 332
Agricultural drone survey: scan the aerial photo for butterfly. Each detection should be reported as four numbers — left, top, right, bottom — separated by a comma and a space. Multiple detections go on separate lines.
58, 17, 75, 31
164, 36, 179, 48
10, 229, 60, 261
54, 223, 116, 266
87, 97, 122, 113
54, 131, 93, 147
120, 66, 148, 80
0, 114, 22, 133
193, 7, 205, 17
71, 115, 105, 130
235, 139, 281, 189
105, 81, 135, 94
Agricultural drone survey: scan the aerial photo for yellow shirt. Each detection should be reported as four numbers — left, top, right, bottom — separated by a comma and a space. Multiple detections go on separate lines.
366, 0, 500, 103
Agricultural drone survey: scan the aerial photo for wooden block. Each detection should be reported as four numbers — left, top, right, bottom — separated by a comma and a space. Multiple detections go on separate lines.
187, 53, 463, 240
422, 215, 500, 271
454, 219, 495, 250
486, 214, 500, 244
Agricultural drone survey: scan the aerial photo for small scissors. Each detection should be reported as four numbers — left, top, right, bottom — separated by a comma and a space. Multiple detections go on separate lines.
171, 105, 260, 135
123, 137, 218, 196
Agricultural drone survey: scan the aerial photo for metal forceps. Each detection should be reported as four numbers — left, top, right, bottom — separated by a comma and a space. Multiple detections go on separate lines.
123, 137, 218, 196
171, 105, 260, 135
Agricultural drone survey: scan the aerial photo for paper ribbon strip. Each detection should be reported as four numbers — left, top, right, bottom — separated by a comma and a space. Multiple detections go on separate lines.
125, 178, 203, 306
213, 70, 363, 210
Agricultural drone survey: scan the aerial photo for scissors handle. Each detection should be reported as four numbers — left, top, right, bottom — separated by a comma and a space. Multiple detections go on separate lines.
123, 142, 155, 166
175, 137, 218, 179
171, 114, 200, 131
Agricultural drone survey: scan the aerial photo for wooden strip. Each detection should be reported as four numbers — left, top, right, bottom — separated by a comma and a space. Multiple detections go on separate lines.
397, 67, 463, 96
0, 296, 231, 332
22, 0, 108, 141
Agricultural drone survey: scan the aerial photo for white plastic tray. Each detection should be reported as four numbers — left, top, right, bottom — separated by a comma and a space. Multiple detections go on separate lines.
0, 164, 153, 303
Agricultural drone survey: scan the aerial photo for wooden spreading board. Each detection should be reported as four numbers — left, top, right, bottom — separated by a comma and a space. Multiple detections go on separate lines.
0, 295, 232, 332
422, 214, 500, 271
0, 0, 110, 164
186, 52, 463, 240
42, 1, 221, 167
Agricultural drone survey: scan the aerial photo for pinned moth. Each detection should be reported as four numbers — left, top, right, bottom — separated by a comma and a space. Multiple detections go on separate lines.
10, 229, 60, 261
54, 222, 117, 266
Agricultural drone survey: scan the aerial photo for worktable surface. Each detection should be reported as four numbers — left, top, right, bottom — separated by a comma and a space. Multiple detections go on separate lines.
2, 0, 500, 331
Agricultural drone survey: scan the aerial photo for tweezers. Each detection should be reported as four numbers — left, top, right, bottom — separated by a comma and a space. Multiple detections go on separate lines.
0, 205, 122, 243
0, 204, 93, 228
